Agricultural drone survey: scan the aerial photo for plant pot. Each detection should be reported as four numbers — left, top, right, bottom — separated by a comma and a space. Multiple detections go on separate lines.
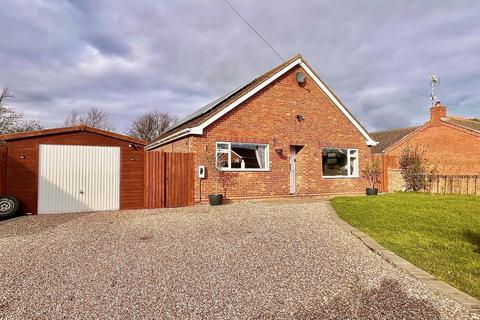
208, 194, 223, 206
366, 188, 379, 196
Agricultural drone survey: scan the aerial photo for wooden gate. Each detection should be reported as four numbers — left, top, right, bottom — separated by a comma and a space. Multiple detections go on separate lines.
373, 154, 398, 193
0, 143, 6, 195
144, 151, 194, 208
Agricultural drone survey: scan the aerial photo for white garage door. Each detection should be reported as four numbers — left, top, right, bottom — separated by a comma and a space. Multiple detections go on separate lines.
38, 144, 120, 214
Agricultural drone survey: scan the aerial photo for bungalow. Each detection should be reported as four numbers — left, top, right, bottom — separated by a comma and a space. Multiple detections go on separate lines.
146, 54, 377, 202
371, 102, 480, 191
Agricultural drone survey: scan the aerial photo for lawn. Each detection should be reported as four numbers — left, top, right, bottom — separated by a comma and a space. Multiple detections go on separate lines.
331, 193, 480, 299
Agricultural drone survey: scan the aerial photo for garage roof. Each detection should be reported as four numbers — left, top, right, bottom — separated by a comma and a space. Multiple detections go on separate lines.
0, 125, 146, 145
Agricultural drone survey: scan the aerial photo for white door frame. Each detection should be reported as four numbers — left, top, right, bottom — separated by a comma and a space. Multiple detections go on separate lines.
290, 146, 296, 194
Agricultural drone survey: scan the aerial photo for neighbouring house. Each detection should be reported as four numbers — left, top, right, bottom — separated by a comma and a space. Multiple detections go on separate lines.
0, 126, 146, 214
371, 101, 480, 192
146, 54, 378, 202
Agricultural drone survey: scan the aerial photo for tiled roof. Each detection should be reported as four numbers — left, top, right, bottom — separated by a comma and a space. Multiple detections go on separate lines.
155, 54, 302, 142
370, 126, 420, 154
148, 54, 373, 148
443, 116, 480, 133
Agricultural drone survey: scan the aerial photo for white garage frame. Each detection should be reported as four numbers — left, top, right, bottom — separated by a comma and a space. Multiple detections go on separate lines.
38, 144, 120, 214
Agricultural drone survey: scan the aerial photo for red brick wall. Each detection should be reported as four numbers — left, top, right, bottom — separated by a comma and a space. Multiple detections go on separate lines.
386, 122, 480, 175
158, 65, 371, 202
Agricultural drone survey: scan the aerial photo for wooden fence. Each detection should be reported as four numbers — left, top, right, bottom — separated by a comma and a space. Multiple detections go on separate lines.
425, 175, 480, 195
144, 151, 195, 208
373, 154, 398, 193
0, 143, 6, 195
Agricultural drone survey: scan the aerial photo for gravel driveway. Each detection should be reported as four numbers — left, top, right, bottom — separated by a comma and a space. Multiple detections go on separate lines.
0, 200, 478, 319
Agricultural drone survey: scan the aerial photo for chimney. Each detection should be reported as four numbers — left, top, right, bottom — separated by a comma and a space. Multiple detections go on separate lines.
430, 101, 447, 125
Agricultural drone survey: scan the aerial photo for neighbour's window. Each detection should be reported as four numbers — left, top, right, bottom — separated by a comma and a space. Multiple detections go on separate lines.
322, 148, 359, 177
215, 142, 269, 170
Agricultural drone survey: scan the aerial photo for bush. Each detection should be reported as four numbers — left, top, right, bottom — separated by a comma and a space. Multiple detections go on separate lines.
398, 146, 431, 191
361, 159, 382, 189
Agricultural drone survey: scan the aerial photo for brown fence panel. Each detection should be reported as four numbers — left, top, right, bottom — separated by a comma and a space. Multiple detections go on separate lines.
144, 151, 166, 208
373, 154, 398, 193
144, 151, 194, 208
165, 152, 194, 208
427, 175, 480, 195
0, 143, 6, 195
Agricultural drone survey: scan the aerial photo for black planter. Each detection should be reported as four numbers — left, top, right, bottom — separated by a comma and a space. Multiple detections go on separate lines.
366, 188, 379, 196
208, 194, 223, 206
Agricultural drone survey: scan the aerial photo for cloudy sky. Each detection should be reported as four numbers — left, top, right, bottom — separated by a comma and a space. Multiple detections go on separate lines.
1, 0, 479, 133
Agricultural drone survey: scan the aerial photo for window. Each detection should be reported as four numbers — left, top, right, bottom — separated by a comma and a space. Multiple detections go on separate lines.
322, 148, 359, 178
216, 142, 269, 171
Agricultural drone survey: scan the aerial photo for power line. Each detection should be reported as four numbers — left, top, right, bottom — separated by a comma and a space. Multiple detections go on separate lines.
223, 0, 284, 62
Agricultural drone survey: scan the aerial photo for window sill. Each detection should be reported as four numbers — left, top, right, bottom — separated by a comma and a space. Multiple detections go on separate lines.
219, 168, 271, 172
322, 175, 360, 179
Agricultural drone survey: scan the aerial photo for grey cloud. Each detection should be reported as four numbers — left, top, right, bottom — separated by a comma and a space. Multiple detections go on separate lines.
0, 0, 479, 134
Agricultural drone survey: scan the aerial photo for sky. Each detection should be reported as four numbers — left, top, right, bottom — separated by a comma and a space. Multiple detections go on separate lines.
1, 0, 479, 134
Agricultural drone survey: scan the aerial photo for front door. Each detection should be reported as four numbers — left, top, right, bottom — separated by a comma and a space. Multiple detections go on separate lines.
290, 146, 296, 194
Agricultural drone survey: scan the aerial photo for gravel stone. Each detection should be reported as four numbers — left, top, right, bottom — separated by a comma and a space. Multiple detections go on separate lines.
0, 200, 478, 319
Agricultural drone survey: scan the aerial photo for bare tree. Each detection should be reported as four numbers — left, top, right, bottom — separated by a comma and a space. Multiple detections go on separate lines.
127, 111, 177, 142
64, 107, 114, 131
0, 88, 44, 134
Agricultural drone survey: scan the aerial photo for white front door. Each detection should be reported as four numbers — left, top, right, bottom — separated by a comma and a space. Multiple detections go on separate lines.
290, 146, 296, 194
38, 144, 120, 214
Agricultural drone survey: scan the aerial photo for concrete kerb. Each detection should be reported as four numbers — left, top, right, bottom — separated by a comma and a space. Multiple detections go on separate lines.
325, 202, 480, 314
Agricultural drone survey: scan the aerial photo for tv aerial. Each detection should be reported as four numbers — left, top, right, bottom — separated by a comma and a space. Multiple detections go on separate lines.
429, 75, 440, 106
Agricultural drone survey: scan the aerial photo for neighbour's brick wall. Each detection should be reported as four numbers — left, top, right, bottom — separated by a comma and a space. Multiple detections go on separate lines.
158, 65, 371, 202
385, 122, 480, 175
387, 169, 404, 192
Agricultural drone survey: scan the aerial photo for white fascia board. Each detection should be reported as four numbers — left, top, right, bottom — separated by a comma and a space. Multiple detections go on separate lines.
299, 62, 376, 146
148, 59, 301, 149
195, 59, 302, 131
152, 57, 377, 148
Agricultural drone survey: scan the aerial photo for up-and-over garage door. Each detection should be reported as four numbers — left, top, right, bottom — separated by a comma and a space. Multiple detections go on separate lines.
38, 144, 120, 214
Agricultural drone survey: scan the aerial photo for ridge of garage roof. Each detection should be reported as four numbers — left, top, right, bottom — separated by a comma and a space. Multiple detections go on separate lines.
0, 125, 146, 145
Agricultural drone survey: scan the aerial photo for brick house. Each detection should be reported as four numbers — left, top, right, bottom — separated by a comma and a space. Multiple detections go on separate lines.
371, 102, 480, 191
146, 54, 377, 202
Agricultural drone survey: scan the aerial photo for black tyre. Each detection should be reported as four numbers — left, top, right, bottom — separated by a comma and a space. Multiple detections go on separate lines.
0, 195, 20, 220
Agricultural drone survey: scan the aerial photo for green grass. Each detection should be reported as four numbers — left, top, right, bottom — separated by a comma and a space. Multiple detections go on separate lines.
331, 193, 480, 299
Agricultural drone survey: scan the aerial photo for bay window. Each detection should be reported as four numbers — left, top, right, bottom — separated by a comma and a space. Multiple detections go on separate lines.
322, 148, 359, 178
216, 142, 269, 171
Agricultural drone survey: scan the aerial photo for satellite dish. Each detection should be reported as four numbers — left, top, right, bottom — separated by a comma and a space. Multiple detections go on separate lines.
296, 72, 306, 84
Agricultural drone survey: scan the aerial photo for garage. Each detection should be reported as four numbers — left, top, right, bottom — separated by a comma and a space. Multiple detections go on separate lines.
0, 126, 146, 215
38, 144, 121, 214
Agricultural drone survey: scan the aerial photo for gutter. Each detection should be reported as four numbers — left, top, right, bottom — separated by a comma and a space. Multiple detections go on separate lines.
145, 127, 203, 150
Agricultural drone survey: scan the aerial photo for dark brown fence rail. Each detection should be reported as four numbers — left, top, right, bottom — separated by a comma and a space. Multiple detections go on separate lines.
425, 175, 480, 195
0, 143, 6, 195
144, 151, 194, 208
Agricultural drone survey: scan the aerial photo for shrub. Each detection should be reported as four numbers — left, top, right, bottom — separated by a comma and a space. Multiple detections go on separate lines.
203, 146, 237, 197
362, 159, 382, 189
399, 146, 431, 191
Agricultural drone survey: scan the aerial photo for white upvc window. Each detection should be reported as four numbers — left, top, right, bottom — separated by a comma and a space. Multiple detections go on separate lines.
215, 142, 269, 171
322, 148, 359, 178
